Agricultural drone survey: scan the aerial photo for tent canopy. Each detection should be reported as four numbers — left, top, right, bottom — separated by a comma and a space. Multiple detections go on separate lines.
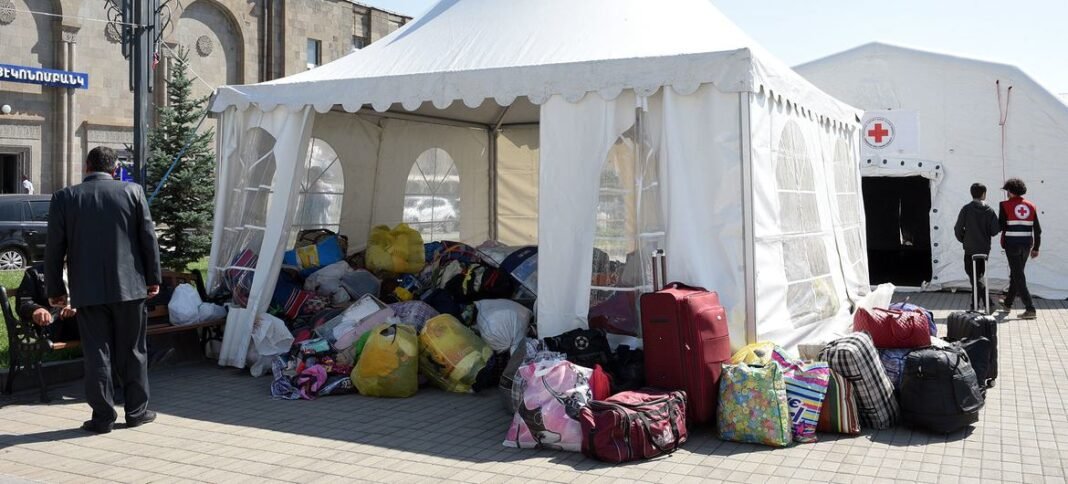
212, 0, 857, 127
796, 43, 1068, 299
208, 0, 867, 369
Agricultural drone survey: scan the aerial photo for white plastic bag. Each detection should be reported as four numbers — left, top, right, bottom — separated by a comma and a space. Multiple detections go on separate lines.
474, 300, 533, 353
248, 313, 294, 377
304, 261, 354, 304
168, 284, 202, 326
197, 302, 227, 323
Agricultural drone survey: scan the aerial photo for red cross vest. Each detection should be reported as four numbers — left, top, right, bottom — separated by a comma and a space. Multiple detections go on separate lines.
1001, 196, 1037, 248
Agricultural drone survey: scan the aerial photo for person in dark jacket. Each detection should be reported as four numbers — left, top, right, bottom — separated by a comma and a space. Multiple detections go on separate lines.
998, 178, 1041, 320
46, 146, 162, 434
953, 183, 1000, 311
17, 263, 79, 342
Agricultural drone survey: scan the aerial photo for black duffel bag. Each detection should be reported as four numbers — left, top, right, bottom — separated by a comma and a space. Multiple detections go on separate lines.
544, 328, 611, 370
900, 345, 985, 434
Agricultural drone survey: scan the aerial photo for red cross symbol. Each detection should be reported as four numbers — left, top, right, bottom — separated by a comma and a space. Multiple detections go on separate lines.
867, 123, 890, 143
1015, 204, 1031, 219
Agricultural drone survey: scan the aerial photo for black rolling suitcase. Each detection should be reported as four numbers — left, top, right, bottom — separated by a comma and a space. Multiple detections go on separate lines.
947, 317, 998, 387
947, 253, 999, 388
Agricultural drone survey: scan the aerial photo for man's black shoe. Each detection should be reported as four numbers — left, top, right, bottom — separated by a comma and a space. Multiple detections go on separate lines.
125, 410, 157, 428
81, 420, 113, 434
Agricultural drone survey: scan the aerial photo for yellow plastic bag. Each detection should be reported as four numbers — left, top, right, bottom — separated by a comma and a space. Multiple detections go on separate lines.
366, 224, 426, 274
730, 341, 779, 365
418, 314, 492, 393
351, 324, 419, 398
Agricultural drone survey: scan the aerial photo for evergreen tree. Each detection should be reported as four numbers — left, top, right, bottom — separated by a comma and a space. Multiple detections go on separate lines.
146, 48, 215, 271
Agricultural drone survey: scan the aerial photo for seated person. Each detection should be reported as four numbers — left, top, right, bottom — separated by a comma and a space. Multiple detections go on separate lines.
17, 263, 79, 342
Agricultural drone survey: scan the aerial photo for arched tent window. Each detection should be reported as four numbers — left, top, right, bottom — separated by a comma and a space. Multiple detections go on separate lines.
404, 148, 461, 241
776, 121, 837, 324
833, 138, 868, 288
588, 116, 663, 337
291, 138, 344, 239
217, 127, 276, 306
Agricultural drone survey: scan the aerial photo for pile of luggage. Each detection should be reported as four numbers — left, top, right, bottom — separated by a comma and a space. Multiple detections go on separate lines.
260, 226, 539, 400
499, 260, 996, 463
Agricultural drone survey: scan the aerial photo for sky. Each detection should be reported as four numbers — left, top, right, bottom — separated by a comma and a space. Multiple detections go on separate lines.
360, 0, 1068, 96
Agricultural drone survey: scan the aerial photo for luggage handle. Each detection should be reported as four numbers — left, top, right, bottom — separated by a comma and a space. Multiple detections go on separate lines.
971, 254, 990, 314
651, 249, 666, 291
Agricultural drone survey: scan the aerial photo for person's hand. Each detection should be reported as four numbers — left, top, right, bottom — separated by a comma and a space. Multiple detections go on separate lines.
147, 285, 160, 298
60, 306, 77, 319
32, 308, 53, 326
1031, 250, 1039, 259
49, 295, 68, 308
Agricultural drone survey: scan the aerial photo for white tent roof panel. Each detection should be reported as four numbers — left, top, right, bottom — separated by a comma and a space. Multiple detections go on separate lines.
212, 0, 859, 126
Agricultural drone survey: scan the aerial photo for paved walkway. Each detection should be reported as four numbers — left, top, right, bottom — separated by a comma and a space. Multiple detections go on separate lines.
1, 292, 1066, 483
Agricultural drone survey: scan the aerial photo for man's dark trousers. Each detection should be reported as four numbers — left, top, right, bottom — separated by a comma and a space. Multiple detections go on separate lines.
964, 252, 988, 310
1004, 246, 1035, 311
78, 299, 149, 425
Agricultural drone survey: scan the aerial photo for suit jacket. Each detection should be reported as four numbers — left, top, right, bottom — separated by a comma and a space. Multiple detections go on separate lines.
45, 172, 162, 308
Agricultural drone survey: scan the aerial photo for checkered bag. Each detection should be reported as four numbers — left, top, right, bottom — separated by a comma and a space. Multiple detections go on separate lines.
819, 332, 900, 429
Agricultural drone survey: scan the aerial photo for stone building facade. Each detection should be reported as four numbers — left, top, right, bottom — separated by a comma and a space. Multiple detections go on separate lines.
0, 0, 408, 193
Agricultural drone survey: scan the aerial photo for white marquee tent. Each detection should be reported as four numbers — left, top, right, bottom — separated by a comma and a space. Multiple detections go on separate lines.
206, 0, 868, 368
797, 43, 1068, 299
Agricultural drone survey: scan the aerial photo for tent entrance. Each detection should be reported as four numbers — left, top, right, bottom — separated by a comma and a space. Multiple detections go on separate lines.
862, 176, 932, 286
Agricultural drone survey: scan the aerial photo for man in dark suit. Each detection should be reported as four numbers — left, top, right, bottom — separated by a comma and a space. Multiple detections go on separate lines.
46, 146, 162, 434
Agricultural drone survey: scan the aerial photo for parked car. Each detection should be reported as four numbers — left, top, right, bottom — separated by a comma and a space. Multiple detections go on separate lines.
403, 196, 459, 232
0, 195, 51, 271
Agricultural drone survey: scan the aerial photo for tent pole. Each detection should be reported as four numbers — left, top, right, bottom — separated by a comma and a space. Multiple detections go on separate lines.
488, 105, 512, 242
739, 92, 757, 345
339, 107, 489, 130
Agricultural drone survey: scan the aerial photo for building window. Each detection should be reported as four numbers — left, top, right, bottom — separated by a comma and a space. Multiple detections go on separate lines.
292, 138, 344, 240
403, 148, 460, 242
307, 39, 321, 70
352, 36, 367, 52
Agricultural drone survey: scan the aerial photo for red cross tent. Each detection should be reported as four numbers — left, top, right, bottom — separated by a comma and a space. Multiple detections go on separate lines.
796, 43, 1068, 299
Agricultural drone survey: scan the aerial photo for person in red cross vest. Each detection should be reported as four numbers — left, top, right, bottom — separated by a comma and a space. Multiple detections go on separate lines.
998, 178, 1042, 319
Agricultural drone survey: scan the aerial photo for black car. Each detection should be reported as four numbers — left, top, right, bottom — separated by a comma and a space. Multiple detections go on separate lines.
0, 195, 51, 271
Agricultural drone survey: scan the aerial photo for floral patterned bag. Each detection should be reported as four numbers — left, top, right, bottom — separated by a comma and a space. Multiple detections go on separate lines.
717, 363, 792, 447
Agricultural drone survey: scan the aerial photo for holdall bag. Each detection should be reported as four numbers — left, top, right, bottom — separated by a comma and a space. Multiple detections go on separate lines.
579, 389, 688, 463
819, 332, 900, 429
889, 301, 937, 336
899, 346, 985, 434
817, 369, 861, 435
717, 364, 792, 448
640, 250, 730, 425
943, 336, 995, 389
946, 311, 998, 386
878, 348, 912, 390
544, 328, 612, 370
853, 307, 932, 349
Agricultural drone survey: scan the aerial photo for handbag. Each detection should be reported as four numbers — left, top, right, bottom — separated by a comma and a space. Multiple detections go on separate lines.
578, 389, 688, 463
853, 307, 932, 349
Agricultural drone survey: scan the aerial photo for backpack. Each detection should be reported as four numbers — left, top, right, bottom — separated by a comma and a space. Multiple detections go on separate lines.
899, 346, 985, 434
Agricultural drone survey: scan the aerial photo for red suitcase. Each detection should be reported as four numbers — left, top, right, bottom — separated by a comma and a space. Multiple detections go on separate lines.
639, 250, 731, 425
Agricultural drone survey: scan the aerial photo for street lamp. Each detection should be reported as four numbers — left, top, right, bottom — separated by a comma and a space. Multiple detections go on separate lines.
103, 0, 174, 185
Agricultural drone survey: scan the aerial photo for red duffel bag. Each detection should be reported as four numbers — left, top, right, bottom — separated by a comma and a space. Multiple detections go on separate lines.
853, 307, 932, 349
578, 389, 688, 463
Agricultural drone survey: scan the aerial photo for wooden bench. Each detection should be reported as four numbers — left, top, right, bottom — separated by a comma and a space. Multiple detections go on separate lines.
2, 270, 226, 402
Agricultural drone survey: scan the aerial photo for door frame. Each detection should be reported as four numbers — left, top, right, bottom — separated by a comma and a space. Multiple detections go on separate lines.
0, 146, 31, 193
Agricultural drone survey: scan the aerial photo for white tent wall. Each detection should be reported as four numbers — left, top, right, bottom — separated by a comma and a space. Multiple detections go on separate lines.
749, 92, 862, 349
797, 43, 1068, 299
209, 106, 315, 368
495, 126, 539, 246
308, 112, 383, 249
372, 118, 491, 244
